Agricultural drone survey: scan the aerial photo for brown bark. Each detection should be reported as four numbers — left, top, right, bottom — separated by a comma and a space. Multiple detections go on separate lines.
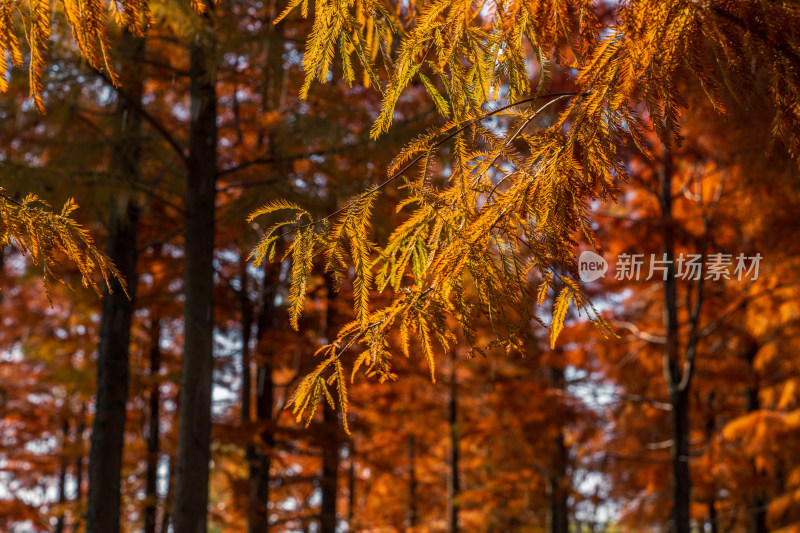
54, 417, 69, 533
72, 407, 85, 533
144, 318, 162, 533
240, 257, 253, 428
658, 151, 703, 533
247, 263, 280, 532
172, 8, 218, 530
548, 366, 569, 533
319, 278, 341, 533
744, 341, 768, 533
86, 29, 143, 533
660, 154, 691, 533
320, 404, 340, 533
160, 456, 175, 533
447, 348, 460, 533
348, 440, 357, 528
245, 2, 286, 524
408, 435, 417, 529
708, 500, 719, 533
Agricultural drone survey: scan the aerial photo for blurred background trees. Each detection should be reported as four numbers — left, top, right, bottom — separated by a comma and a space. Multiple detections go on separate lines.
1, 1, 800, 532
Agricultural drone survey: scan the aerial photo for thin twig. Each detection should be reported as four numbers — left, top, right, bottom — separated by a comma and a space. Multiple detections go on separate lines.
272, 92, 582, 240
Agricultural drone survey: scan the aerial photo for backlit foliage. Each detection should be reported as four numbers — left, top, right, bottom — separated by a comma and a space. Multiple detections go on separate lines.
0, 0, 150, 113
2, 0, 799, 429
247, 0, 800, 429
0, 191, 124, 297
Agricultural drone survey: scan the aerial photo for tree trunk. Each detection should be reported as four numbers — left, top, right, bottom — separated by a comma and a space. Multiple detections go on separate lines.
447, 348, 460, 533
240, 256, 253, 427
320, 404, 340, 533
172, 10, 217, 531
708, 499, 719, 533
320, 278, 340, 533
348, 440, 357, 528
408, 435, 417, 529
86, 29, 143, 533
73, 406, 85, 533
244, 0, 286, 523
248, 263, 279, 533
705, 393, 719, 533
548, 366, 569, 533
658, 151, 691, 533
54, 417, 69, 533
745, 342, 768, 533
144, 318, 162, 533
160, 456, 175, 533
248, 360, 274, 533
669, 385, 691, 533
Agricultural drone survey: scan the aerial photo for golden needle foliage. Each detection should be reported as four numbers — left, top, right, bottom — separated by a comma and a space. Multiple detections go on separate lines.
0, 191, 125, 297
249, 0, 800, 430
2, 0, 799, 429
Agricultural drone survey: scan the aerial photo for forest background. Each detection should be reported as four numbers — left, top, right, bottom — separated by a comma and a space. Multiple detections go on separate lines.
1, 1, 800, 532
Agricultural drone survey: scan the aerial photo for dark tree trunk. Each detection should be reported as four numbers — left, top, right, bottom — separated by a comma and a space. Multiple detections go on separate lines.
160, 456, 175, 533
73, 407, 85, 533
669, 385, 691, 533
247, 360, 274, 533
745, 342, 768, 533
348, 440, 357, 528
447, 348, 460, 533
320, 404, 340, 533
86, 29, 143, 533
144, 318, 162, 533
408, 435, 417, 529
240, 257, 253, 427
708, 499, 719, 533
244, 0, 286, 524
658, 152, 692, 533
705, 393, 719, 533
54, 417, 69, 533
319, 278, 341, 533
172, 11, 218, 531
248, 263, 279, 533
548, 366, 569, 533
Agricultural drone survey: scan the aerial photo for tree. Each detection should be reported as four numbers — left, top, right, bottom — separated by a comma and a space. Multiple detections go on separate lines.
0, 0, 125, 295
86, 27, 144, 533
3, 1, 800, 532
247, 0, 800, 441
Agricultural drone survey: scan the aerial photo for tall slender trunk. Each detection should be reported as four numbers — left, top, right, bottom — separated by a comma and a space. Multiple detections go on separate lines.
744, 341, 768, 533
348, 440, 357, 528
245, 0, 286, 523
320, 278, 340, 533
669, 385, 691, 533
708, 500, 719, 533
548, 366, 568, 533
144, 318, 162, 533
659, 152, 691, 533
240, 256, 253, 427
240, 256, 260, 532
705, 393, 719, 533
408, 435, 417, 529
86, 29, 143, 533
160, 456, 175, 533
320, 404, 340, 533
73, 406, 85, 533
248, 263, 279, 533
248, 358, 274, 533
172, 10, 218, 530
55, 417, 69, 533
447, 348, 460, 533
